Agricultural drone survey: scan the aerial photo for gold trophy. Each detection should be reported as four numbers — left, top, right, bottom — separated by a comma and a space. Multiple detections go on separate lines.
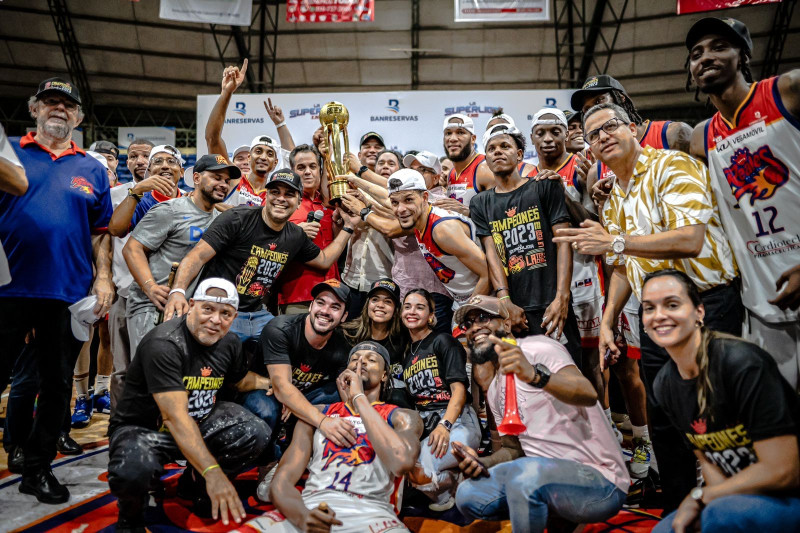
319, 101, 351, 203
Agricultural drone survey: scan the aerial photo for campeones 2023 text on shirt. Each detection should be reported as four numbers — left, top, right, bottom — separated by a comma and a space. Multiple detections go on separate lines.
261, 313, 350, 393
402, 331, 469, 411
108, 317, 248, 435
200, 206, 320, 312
470, 178, 570, 312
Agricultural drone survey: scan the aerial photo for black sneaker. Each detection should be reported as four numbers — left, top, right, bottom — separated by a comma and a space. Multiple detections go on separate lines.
56, 433, 83, 455
116, 514, 147, 533
19, 468, 70, 504
8, 446, 24, 474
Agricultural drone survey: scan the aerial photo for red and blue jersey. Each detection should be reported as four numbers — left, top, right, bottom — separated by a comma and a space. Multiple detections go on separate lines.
447, 153, 485, 206
0, 133, 112, 303
130, 189, 182, 230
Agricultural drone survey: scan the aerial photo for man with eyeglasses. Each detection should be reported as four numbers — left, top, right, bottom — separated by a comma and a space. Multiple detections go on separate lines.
552, 102, 741, 512
0, 77, 113, 503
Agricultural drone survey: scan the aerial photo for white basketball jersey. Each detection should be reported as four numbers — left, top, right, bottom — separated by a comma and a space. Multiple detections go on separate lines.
705, 77, 800, 323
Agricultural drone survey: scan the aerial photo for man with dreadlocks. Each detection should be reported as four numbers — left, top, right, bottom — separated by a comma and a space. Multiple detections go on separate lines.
241, 342, 423, 533
685, 17, 800, 390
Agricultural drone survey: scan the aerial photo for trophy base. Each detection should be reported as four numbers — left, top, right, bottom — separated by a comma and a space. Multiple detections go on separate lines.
329, 180, 350, 204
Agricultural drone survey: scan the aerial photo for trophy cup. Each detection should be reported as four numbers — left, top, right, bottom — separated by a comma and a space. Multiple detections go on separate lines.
319, 101, 351, 203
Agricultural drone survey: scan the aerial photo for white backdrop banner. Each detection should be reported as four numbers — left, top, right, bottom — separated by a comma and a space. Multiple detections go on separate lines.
196, 89, 573, 163
118, 127, 176, 149
454, 0, 551, 22
159, 0, 253, 26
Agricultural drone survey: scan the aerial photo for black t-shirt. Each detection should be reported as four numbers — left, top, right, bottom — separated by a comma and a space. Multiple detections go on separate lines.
470, 179, 570, 311
201, 206, 320, 312
261, 313, 350, 393
109, 317, 248, 435
654, 337, 800, 483
402, 331, 469, 411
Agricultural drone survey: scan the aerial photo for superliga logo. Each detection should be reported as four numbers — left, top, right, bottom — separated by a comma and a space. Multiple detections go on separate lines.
289, 103, 322, 120
371, 99, 418, 123
444, 102, 500, 117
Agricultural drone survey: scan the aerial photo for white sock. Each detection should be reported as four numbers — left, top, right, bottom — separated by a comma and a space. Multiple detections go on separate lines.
74, 376, 89, 398
632, 424, 650, 441
604, 408, 614, 425
94, 375, 110, 394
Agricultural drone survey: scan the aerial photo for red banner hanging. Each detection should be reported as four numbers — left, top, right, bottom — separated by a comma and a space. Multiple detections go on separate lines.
677, 0, 780, 15
286, 0, 375, 23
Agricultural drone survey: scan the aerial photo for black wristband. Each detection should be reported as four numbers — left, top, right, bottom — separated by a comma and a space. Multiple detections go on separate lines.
357, 165, 368, 178
342, 226, 354, 234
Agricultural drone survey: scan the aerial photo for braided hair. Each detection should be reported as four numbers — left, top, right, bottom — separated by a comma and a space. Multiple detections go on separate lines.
608, 90, 644, 125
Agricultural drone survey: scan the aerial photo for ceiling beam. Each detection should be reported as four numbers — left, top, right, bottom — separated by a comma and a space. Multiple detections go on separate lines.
46, 0, 93, 117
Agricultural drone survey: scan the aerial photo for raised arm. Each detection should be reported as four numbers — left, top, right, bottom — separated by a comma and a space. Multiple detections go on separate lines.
205, 60, 248, 159
264, 98, 295, 152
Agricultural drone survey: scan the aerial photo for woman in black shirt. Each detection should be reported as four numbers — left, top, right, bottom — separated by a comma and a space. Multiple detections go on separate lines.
643, 269, 800, 533
400, 289, 481, 511
341, 278, 410, 408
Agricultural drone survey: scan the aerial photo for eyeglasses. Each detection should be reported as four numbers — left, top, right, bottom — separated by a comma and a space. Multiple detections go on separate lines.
419, 167, 437, 175
585, 117, 627, 145
41, 97, 78, 111
460, 312, 498, 330
151, 157, 180, 167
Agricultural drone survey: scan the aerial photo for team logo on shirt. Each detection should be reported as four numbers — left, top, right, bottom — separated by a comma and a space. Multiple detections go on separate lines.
70, 177, 94, 195
422, 252, 456, 284
321, 433, 376, 470
722, 146, 789, 206
201, 366, 212, 377
691, 417, 707, 434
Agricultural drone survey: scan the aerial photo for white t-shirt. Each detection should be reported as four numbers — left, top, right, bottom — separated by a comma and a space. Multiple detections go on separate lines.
110, 183, 135, 297
487, 335, 630, 492
0, 126, 24, 287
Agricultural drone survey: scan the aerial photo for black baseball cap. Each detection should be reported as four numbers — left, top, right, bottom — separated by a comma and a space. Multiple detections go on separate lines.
311, 279, 351, 305
349, 341, 392, 370
686, 17, 752, 56
194, 154, 242, 180
359, 132, 385, 148
90, 140, 119, 159
367, 278, 400, 306
35, 77, 81, 104
265, 168, 302, 193
564, 110, 582, 125
570, 74, 627, 111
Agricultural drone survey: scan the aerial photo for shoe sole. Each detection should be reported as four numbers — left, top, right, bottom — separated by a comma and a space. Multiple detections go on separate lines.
19, 484, 69, 504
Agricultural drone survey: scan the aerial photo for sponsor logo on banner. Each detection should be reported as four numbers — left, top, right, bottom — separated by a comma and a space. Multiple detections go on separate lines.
444, 103, 500, 117
286, 0, 374, 23
234, 102, 247, 116
289, 104, 322, 120
371, 99, 418, 123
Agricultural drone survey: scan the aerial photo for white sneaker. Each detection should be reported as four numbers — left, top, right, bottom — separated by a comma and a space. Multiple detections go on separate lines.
629, 437, 651, 479
428, 494, 455, 512
256, 463, 279, 503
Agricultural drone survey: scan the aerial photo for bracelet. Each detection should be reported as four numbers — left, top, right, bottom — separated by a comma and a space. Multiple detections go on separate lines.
341, 226, 354, 234
499, 295, 511, 301
275, 120, 286, 128
201, 464, 220, 477
143, 279, 155, 287
317, 415, 328, 429
168, 288, 186, 297
494, 287, 509, 296
351, 393, 366, 404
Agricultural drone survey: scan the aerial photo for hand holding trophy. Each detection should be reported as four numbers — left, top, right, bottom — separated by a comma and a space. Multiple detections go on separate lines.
319, 101, 352, 204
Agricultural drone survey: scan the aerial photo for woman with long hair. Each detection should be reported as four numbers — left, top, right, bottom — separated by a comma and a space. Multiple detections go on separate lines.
341, 278, 411, 408
642, 269, 800, 532
400, 288, 481, 511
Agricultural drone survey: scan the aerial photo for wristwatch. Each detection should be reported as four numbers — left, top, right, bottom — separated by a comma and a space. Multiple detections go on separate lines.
356, 165, 369, 178
127, 189, 143, 202
529, 363, 551, 389
360, 207, 372, 221
611, 235, 626, 255
690, 487, 705, 508
439, 419, 453, 431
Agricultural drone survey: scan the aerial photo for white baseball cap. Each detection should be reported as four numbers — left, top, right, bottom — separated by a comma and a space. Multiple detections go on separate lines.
387, 168, 428, 194
442, 114, 475, 134
232, 144, 250, 158
250, 135, 280, 152
144, 144, 184, 178
402, 150, 442, 174
486, 113, 516, 129
483, 124, 523, 149
192, 277, 239, 309
530, 108, 568, 131
68, 295, 101, 342
86, 150, 109, 170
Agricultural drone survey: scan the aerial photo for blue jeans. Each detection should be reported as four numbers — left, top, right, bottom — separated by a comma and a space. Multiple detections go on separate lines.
415, 405, 481, 503
456, 456, 627, 533
231, 308, 274, 343
653, 493, 800, 533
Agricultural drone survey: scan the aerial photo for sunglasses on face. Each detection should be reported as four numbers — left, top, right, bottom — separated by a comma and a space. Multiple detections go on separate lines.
41, 97, 78, 111
585, 117, 627, 145
461, 312, 499, 330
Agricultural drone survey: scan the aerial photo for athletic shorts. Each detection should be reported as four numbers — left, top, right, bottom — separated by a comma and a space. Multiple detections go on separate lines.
573, 297, 602, 349
743, 309, 800, 389
236, 490, 409, 533
618, 310, 641, 360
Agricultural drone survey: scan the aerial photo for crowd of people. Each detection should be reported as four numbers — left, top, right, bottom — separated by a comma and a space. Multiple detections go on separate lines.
0, 15, 799, 533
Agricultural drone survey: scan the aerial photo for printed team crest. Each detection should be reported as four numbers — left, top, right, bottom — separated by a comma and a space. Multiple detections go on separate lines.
722, 146, 789, 206
201, 367, 212, 377
215, 154, 227, 164
690, 417, 707, 435
583, 77, 599, 89
269, 243, 277, 250
321, 433, 376, 470
300, 363, 312, 373
70, 177, 93, 195
505, 206, 517, 218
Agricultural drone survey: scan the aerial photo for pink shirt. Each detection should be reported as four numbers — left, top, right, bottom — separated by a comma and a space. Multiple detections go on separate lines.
488, 335, 630, 492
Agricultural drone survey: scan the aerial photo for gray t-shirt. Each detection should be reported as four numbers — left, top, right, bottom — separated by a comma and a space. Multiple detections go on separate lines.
126, 196, 218, 316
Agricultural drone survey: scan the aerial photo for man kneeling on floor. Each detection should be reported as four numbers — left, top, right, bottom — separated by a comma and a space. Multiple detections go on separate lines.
107, 278, 272, 532
453, 295, 630, 533
241, 342, 423, 532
